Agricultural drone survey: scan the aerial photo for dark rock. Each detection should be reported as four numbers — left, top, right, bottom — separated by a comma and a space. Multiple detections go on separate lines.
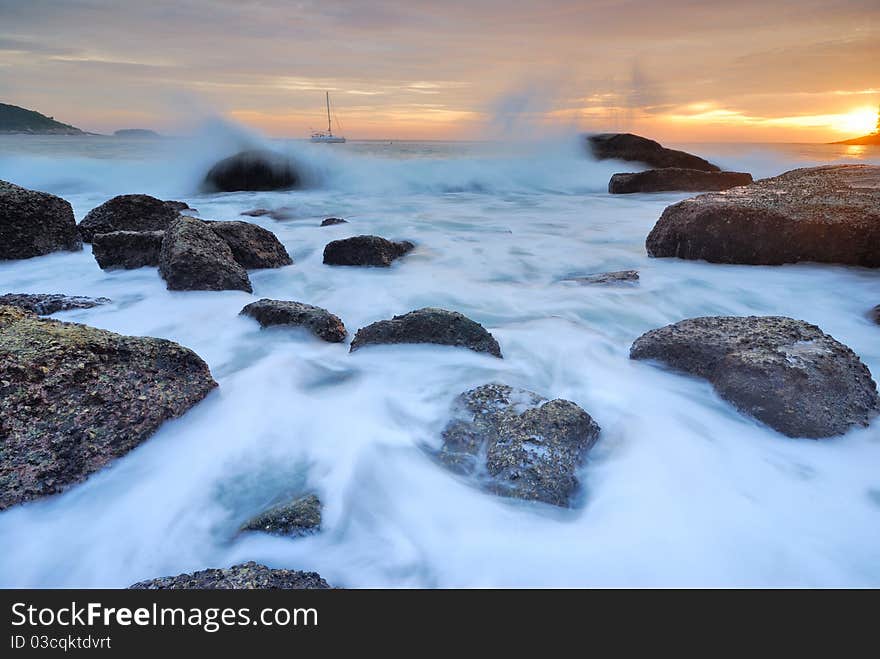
159, 217, 252, 292
323, 235, 414, 267
351, 308, 501, 357
240, 299, 345, 342
207, 221, 292, 269
129, 562, 330, 589
241, 494, 322, 537
203, 150, 299, 192
437, 383, 601, 506
0, 293, 111, 315
587, 133, 720, 172
164, 200, 197, 214
78, 194, 181, 243
321, 217, 348, 226
240, 208, 296, 220
0, 180, 81, 259
871, 305, 880, 325
646, 165, 880, 266
609, 168, 753, 194
630, 316, 879, 438
241, 208, 271, 217
0, 305, 217, 510
92, 230, 164, 269
567, 270, 639, 285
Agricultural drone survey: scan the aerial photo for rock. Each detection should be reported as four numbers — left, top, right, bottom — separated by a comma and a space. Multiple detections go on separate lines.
630, 316, 879, 438
350, 308, 502, 357
0, 305, 217, 510
587, 133, 720, 172
567, 270, 639, 285
163, 200, 193, 212
159, 217, 252, 292
129, 562, 330, 589
92, 230, 164, 269
321, 217, 347, 226
0, 293, 111, 314
241, 494, 322, 537
323, 235, 414, 267
207, 221, 292, 269
437, 383, 601, 506
241, 207, 296, 220
609, 168, 753, 194
240, 299, 346, 342
203, 150, 299, 192
646, 165, 880, 266
871, 305, 880, 325
78, 194, 181, 243
0, 180, 81, 260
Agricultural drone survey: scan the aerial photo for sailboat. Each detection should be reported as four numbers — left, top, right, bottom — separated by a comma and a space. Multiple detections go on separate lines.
310, 92, 346, 143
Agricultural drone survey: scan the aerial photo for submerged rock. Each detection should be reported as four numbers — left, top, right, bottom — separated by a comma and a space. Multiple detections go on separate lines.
323, 235, 414, 267
438, 383, 601, 506
204, 150, 299, 192
0, 305, 217, 510
0, 293, 110, 315
630, 316, 879, 438
78, 194, 181, 242
240, 299, 346, 342
159, 217, 252, 292
241, 207, 297, 220
567, 270, 639, 285
241, 494, 322, 537
646, 165, 880, 266
320, 217, 347, 226
351, 308, 502, 357
129, 562, 330, 589
608, 168, 752, 194
207, 220, 292, 269
0, 180, 81, 260
587, 133, 720, 172
871, 305, 880, 325
92, 230, 164, 269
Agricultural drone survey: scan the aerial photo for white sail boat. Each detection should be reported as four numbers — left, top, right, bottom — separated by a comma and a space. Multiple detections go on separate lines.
310, 92, 346, 143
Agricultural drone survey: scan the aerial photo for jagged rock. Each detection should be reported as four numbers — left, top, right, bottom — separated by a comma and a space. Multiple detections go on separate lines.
92, 230, 164, 269
240, 299, 345, 342
0, 305, 217, 510
207, 221, 292, 269
437, 383, 601, 506
129, 562, 330, 589
323, 235, 414, 267
241, 494, 322, 537
203, 150, 299, 192
0, 293, 110, 315
630, 315, 879, 438
321, 217, 347, 226
78, 194, 181, 242
0, 180, 81, 259
567, 270, 639, 285
609, 168, 752, 194
587, 133, 720, 172
350, 308, 501, 357
159, 217, 252, 292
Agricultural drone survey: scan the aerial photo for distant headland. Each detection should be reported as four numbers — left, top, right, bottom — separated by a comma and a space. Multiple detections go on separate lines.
0, 102, 87, 135
831, 106, 880, 145
114, 128, 161, 138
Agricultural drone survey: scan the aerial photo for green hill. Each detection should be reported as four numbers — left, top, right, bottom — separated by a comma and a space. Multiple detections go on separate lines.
0, 102, 85, 134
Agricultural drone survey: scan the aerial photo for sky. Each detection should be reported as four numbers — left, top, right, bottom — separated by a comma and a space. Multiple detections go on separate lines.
0, 0, 878, 142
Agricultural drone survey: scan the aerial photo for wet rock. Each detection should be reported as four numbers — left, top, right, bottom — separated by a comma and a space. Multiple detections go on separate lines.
0, 180, 81, 259
0, 293, 111, 315
323, 235, 414, 267
630, 315, 879, 438
646, 165, 880, 266
129, 562, 330, 589
567, 270, 639, 285
871, 305, 880, 325
240, 299, 346, 342
321, 217, 348, 226
92, 230, 164, 269
203, 150, 299, 192
241, 494, 322, 537
350, 308, 501, 357
78, 194, 181, 242
437, 383, 601, 506
159, 216, 252, 292
241, 207, 296, 220
207, 220, 292, 269
163, 200, 195, 213
587, 133, 720, 172
0, 305, 217, 510
609, 168, 753, 194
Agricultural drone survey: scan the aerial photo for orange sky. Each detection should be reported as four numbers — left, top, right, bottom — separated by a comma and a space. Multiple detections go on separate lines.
1, 1, 878, 142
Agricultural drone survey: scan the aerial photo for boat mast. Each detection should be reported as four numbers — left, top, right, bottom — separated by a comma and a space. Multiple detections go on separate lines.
326, 92, 332, 135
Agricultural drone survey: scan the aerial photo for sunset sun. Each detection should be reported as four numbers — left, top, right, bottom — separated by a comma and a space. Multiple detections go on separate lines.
833, 107, 879, 135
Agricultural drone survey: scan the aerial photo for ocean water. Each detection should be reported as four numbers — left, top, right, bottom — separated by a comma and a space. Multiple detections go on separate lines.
0, 131, 879, 588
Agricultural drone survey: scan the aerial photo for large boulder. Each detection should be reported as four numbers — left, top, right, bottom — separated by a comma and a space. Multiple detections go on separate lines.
78, 194, 181, 242
350, 308, 502, 357
159, 217, 252, 292
323, 235, 414, 267
0, 305, 217, 510
203, 150, 299, 192
0, 180, 81, 259
0, 293, 110, 315
240, 299, 346, 342
92, 230, 164, 269
609, 168, 752, 194
207, 221, 292, 269
241, 494, 322, 537
437, 383, 601, 506
646, 165, 880, 266
129, 562, 330, 589
630, 316, 879, 438
587, 133, 720, 172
